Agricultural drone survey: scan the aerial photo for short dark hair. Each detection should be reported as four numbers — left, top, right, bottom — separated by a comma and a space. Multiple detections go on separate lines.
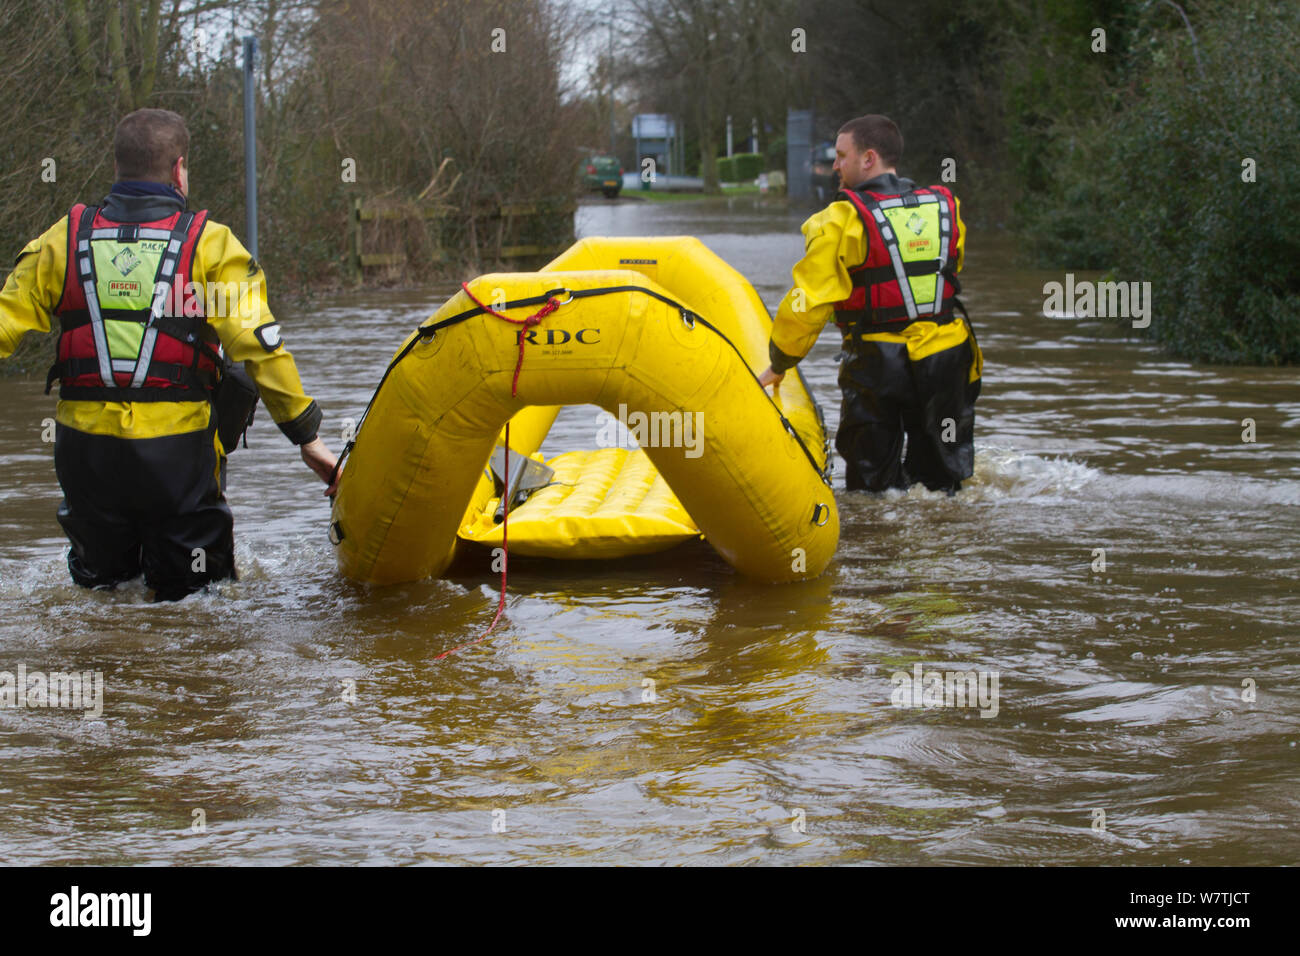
838, 115, 903, 168
114, 109, 189, 181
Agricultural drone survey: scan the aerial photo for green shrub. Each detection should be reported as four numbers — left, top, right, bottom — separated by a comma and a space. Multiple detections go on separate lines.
732, 152, 764, 181
1021, 0, 1300, 363
716, 152, 763, 183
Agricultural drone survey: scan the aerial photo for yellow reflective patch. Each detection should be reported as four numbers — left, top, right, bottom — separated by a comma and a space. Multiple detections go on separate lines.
104, 319, 145, 360
908, 274, 942, 306
883, 204, 939, 252
883, 204, 942, 306
92, 240, 164, 311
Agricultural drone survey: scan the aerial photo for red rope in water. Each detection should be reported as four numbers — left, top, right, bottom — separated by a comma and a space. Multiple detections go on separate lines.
435, 283, 563, 660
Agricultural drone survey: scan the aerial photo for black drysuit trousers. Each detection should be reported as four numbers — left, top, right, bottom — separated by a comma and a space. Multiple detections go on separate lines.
53, 420, 236, 600
835, 335, 981, 493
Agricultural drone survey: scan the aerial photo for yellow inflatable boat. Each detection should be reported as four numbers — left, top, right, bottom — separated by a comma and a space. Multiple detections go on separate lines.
330, 236, 839, 584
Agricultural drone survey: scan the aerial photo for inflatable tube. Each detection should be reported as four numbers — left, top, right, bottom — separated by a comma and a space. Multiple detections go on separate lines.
331, 237, 839, 585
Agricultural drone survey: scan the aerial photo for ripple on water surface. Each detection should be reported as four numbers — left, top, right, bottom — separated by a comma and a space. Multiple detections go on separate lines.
0, 209, 1297, 864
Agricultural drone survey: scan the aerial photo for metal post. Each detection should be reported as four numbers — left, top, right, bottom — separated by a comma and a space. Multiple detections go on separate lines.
242, 35, 258, 259
786, 108, 813, 200
607, 17, 616, 153
726, 115, 733, 157
676, 116, 684, 178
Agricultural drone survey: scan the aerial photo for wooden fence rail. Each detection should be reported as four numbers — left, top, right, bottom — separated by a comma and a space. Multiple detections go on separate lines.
348, 197, 576, 282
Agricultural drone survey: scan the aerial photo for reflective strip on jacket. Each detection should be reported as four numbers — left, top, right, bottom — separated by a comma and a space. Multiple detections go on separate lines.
769, 179, 980, 381
832, 183, 960, 329
1, 204, 321, 446
51, 202, 217, 402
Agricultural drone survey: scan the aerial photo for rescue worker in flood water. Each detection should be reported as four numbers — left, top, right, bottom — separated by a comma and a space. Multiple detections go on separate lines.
0, 108, 337, 599
759, 114, 982, 493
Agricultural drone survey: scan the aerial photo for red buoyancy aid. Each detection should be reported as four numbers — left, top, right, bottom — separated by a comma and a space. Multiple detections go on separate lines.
47, 203, 218, 402
832, 183, 962, 334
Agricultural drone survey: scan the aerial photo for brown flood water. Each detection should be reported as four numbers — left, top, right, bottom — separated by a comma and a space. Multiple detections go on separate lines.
0, 196, 1296, 864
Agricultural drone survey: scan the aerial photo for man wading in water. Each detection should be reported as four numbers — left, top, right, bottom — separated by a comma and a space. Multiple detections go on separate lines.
759, 114, 982, 493
0, 108, 337, 599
